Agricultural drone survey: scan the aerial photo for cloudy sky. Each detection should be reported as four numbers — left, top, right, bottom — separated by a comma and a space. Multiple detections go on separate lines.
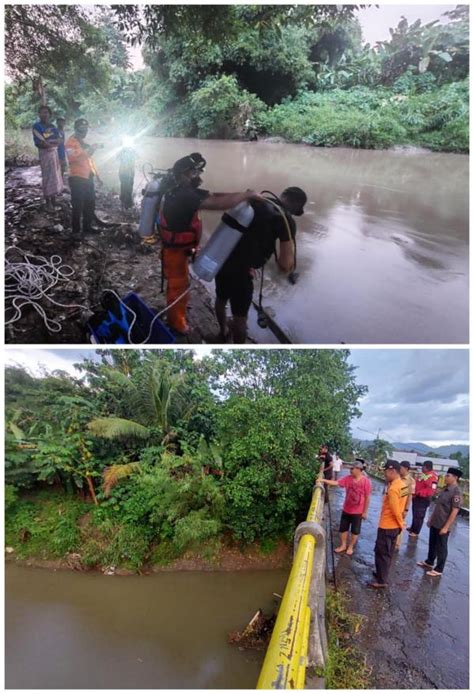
5, 348, 469, 447
350, 349, 469, 446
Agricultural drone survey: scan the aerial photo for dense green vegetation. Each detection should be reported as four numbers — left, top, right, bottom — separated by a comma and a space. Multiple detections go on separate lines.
5, 350, 367, 570
5, 5, 469, 153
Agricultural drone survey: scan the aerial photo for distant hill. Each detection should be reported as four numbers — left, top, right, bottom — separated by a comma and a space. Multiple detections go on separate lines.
355, 440, 469, 458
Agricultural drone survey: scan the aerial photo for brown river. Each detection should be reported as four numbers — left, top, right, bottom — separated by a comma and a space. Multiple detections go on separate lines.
95, 137, 468, 344
5, 564, 288, 688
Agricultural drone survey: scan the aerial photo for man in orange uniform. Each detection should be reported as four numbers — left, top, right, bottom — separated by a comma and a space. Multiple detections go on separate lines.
159, 153, 262, 335
368, 460, 405, 589
65, 118, 102, 238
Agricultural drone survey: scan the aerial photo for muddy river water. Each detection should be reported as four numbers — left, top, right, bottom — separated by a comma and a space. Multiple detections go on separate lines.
5, 564, 288, 688
94, 137, 468, 344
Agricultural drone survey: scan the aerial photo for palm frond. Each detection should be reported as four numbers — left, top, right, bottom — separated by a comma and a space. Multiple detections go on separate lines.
88, 417, 150, 440
9, 422, 25, 441
103, 462, 142, 496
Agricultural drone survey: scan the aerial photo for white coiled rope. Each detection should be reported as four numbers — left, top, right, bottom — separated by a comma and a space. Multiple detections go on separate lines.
5, 247, 89, 333
5, 247, 190, 342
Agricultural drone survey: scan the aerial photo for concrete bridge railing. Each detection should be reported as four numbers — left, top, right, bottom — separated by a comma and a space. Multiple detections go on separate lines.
257, 476, 328, 689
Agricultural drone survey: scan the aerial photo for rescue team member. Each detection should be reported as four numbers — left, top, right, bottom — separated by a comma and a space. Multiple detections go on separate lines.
159, 153, 263, 335
407, 460, 438, 537
215, 187, 307, 343
32, 105, 63, 211
396, 460, 415, 550
321, 460, 372, 556
417, 467, 463, 577
368, 460, 405, 589
65, 118, 103, 238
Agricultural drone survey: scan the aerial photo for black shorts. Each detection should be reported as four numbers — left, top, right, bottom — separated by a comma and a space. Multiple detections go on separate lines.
339, 511, 362, 535
215, 271, 253, 317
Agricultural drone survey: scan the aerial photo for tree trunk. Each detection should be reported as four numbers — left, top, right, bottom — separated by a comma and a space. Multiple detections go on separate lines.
86, 475, 99, 505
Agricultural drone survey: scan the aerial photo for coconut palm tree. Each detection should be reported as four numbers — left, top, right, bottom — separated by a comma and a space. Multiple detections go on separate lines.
87, 357, 191, 494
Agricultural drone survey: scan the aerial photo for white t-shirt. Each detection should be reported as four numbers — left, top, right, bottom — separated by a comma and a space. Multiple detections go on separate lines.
332, 455, 342, 472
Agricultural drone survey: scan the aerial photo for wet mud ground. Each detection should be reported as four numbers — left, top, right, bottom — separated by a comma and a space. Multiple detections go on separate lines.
5, 165, 222, 345
326, 471, 469, 688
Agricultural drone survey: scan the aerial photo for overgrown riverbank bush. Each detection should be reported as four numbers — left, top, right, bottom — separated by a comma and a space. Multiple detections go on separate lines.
5, 351, 366, 570
258, 79, 468, 152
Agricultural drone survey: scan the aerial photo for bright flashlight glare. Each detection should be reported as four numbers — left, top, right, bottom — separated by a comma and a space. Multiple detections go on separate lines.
122, 136, 134, 147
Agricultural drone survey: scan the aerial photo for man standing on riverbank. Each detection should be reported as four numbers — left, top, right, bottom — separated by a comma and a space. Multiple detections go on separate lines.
159, 153, 263, 335
65, 118, 102, 239
321, 460, 371, 556
368, 460, 405, 589
417, 467, 463, 577
407, 461, 438, 537
32, 105, 63, 211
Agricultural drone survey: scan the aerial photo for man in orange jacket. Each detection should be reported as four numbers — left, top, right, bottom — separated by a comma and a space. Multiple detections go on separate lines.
65, 118, 102, 238
368, 460, 405, 589
159, 153, 263, 335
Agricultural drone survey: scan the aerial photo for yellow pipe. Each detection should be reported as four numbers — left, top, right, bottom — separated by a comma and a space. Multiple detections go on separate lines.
257, 480, 324, 689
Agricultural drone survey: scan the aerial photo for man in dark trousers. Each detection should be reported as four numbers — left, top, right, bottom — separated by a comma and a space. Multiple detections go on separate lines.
417, 467, 463, 577
65, 118, 102, 238
214, 187, 307, 343
368, 460, 405, 589
408, 461, 438, 537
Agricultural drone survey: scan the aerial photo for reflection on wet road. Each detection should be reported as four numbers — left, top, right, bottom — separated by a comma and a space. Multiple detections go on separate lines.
327, 471, 469, 688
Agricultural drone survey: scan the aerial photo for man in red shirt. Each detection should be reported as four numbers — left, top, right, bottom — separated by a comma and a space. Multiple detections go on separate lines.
321, 459, 372, 556
407, 461, 438, 537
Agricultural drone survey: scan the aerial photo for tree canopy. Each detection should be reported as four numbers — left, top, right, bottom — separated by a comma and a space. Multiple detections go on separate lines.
6, 349, 366, 563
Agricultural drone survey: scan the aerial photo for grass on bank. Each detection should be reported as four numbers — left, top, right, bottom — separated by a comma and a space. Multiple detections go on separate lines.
5, 488, 287, 572
324, 586, 371, 689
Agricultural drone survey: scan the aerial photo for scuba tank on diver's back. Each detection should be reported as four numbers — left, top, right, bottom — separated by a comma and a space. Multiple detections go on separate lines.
138, 174, 166, 238
192, 202, 255, 281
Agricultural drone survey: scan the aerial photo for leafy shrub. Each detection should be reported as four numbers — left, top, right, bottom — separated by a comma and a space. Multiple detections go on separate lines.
190, 74, 266, 138
5, 493, 85, 559
219, 395, 314, 543
259, 80, 468, 152
5, 485, 18, 512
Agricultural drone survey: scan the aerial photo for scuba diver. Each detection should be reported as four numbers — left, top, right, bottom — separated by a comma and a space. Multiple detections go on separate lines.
158, 152, 263, 335
214, 186, 307, 343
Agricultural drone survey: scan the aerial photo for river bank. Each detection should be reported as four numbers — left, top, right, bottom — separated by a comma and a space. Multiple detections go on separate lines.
6, 134, 469, 344
5, 488, 292, 575
5, 162, 222, 344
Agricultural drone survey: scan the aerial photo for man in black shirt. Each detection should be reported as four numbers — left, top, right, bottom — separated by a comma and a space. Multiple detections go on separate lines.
214, 187, 307, 343
417, 467, 463, 577
159, 153, 263, 334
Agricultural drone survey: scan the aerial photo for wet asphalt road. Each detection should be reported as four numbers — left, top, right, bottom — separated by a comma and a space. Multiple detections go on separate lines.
326, 471, 469, 689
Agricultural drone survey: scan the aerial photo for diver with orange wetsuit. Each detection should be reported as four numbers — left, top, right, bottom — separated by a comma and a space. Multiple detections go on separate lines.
159, 153, 263, 335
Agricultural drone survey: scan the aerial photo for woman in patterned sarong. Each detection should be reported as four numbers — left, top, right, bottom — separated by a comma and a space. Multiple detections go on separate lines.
32, 105, 63, 211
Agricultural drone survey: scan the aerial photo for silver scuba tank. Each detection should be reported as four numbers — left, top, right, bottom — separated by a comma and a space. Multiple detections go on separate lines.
138, 177, 162, 237
193, 201, 255, 281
